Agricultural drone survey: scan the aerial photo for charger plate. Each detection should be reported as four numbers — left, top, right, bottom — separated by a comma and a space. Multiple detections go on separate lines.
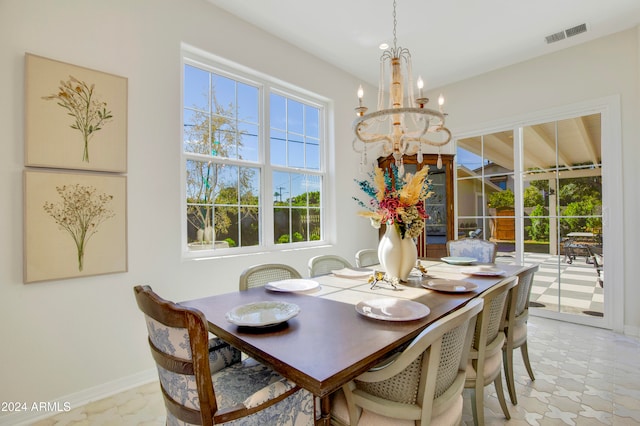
226, 301, 300, 327
461, 266, 506, 276
331, 268, 373, 279
441, 256, 477, 265
265, 279, 319, 292
422, 279, 478, 293
355, 298, 430, 322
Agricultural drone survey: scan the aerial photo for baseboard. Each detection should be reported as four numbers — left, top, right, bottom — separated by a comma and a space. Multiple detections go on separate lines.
0, 368, 157, 426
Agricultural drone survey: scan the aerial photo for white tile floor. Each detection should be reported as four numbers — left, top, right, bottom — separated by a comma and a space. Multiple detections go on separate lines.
33, 316, 640, 426
496, 252, 605, 317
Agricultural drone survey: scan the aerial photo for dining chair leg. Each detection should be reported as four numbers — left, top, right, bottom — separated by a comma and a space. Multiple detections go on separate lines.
521, 342, 535, 381
470, 387, 483, 426
503, 348, 518, 405
494, 372, 511, 420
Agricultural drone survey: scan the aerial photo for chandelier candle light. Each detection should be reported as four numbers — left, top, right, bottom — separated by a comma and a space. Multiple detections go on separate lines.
353, 0, 452, 174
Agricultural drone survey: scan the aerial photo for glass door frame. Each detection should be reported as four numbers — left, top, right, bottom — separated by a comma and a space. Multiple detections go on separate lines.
453, 95, 623, 331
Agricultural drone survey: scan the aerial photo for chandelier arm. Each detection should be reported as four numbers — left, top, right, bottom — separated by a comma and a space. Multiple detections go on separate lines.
352, 138, 384, 152
355, 124, 394, 144
408, 127, 452, 147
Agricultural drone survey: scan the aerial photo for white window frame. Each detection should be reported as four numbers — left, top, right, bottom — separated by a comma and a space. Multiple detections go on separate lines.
181, 45, 329, 259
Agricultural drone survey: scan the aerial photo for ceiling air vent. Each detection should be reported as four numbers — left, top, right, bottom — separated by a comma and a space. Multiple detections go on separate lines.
545, 23, 587, 44
565, 23, 587, 38
545, 31, 566, 44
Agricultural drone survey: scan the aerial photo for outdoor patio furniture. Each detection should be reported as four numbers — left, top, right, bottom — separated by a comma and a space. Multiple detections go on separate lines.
563, 232, 596, 264
587, 245, 604, 287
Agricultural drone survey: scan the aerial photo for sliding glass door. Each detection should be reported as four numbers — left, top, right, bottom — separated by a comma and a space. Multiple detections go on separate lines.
521, 114, 603, 318
456, 112, 607, 326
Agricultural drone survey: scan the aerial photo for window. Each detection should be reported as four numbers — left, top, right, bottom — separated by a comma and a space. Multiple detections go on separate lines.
182, 52, 326, 256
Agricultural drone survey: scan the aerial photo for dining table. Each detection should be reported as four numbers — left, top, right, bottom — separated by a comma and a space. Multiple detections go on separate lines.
181, 259, 534, 425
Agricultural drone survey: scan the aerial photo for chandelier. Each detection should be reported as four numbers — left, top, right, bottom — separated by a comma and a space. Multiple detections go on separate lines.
353, 0, 452, 174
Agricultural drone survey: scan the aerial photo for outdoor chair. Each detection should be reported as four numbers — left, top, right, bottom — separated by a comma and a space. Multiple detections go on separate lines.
587, 245, 604, 287
133, 285, 315, 425
331, 299, 484, 426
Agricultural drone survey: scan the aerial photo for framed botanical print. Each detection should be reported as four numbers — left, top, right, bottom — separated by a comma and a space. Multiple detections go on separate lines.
25, 53, 127, 172
24, 170, 127, 283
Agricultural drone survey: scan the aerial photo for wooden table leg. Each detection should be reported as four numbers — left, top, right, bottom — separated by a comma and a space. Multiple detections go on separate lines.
316, 394, 331, 425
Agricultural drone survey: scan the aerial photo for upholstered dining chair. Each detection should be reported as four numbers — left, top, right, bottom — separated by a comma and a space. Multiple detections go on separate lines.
308, 254, 352, 277
331, 298, 484, 426
464, 276, 519, 426
446, 238, 498, 263
133, 285, 315, 426
502, 265, 539, 404
355, 249, 379, 268
239, 263, 302, 291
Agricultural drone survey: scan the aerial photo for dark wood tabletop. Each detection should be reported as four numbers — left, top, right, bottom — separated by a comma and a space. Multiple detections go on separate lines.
180, 262, 531, 425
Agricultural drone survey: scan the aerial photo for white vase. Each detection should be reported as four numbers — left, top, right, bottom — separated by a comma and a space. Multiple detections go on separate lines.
378, 224, 418, 282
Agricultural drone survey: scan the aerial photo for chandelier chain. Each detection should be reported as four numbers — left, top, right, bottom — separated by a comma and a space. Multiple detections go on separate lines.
392, 0, 398, 49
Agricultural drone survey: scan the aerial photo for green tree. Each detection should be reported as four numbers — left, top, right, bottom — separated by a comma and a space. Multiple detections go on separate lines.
523, 185, 543, 207
561, 197, 602, 234
489, 189, 514, 210
525, 205, 549, 241
185, 90, 256, 244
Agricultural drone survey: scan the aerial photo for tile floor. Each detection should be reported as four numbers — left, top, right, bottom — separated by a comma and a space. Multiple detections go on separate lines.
496, 252, 604, 317
32, 316, 640, 426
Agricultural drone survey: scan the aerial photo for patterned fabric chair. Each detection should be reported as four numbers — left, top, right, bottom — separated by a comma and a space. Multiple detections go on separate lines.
502, 265, 539, 404
355, 249, 379, 268
331, 299, 484, 426
239, 263, 302, 291
308, 255, 352, 277
464, 276, 519, 426
133, 285, 315, 426
446, 238, 498, 263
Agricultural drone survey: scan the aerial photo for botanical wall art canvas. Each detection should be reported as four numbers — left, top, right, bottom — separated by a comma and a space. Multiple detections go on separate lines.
24, 170, 127, 283
25, 53, 127, 172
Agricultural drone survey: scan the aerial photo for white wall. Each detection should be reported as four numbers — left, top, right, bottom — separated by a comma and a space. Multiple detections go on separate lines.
430, 28, 640, 334
0, 0, 377, 421
2, 0, 639, 422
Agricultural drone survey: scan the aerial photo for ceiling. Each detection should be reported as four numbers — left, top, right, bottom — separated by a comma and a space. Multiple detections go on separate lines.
206, 1, 624, 175
206, 0, 640, 89
458, 113, 602, 175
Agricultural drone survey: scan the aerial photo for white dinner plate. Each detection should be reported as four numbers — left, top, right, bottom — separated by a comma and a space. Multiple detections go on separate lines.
265, 279, 320, 292
331, 268, 372, 279
225, 301, 300, 327
355, 298, 430, 322
441, 256, 477, 265
422, 279, 479, 293
461, 266, 506, 277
